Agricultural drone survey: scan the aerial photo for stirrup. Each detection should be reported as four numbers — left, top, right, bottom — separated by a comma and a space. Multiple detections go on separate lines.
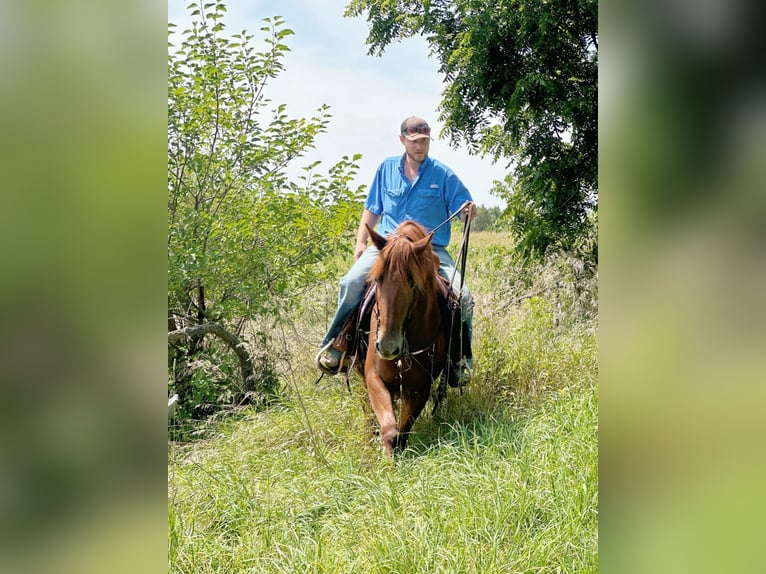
448, 358, 472, 388
315, 342, 346, 376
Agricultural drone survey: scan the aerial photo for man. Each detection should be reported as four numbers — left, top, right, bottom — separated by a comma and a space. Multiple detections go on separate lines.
316, 116, 477, 384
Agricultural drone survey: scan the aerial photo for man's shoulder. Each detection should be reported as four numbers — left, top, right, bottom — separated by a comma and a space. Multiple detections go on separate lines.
424, 156, 454, 175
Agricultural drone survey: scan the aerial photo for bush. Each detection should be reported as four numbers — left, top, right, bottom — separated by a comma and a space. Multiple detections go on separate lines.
477, 296, 596, 408
167, 4, 364, 424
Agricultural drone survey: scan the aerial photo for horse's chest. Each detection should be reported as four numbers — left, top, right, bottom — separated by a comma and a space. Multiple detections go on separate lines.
375, 360, 403, 386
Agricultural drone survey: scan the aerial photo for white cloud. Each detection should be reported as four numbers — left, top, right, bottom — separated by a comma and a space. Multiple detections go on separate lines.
168, 0, 509, 207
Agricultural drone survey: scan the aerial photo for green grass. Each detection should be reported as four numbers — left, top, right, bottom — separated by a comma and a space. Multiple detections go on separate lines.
169, 384, 597, 573
168, 231, 598, 573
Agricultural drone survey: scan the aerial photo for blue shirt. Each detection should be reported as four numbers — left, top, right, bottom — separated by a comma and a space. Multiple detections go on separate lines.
364, 154, 473, 247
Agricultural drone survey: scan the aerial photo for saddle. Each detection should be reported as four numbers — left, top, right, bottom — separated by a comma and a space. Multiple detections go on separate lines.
327, 285, 375, 374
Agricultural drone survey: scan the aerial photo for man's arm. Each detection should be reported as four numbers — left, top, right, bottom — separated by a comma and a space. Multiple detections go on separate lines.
355, 209, 380, 260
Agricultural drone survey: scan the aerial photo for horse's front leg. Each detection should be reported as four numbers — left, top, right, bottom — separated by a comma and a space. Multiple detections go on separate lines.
394, 377, 430, 453
364, 367, 398, 458
354, 380, 378, 444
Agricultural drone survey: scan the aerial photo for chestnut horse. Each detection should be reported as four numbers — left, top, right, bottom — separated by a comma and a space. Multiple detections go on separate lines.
356, 220, 457, 457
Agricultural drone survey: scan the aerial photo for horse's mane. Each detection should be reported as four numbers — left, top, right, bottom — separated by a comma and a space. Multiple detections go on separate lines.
368, 221, 439, 294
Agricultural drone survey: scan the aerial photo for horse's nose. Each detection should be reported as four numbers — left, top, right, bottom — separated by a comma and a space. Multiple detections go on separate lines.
375, 340, 401, 360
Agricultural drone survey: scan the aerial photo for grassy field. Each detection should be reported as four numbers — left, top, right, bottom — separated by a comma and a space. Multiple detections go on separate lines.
168, 231, 598, 573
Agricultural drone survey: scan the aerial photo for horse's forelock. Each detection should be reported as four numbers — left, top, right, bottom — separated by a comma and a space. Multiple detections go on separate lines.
370, 228, 435, 292
370, 236, 408, 283
397, 221, 427, 242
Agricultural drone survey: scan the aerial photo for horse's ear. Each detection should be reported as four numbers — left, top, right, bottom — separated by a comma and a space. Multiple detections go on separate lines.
412, 232, 433, 253
366, 224, 387, 250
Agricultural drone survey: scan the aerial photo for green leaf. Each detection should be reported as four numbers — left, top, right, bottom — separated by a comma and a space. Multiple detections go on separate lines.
169, 0, 364, 335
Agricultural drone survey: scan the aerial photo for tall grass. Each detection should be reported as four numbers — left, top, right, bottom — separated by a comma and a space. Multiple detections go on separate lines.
169, 231, 598, 573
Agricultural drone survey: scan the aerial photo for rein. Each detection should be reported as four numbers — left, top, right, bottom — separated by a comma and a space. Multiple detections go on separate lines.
424, 200, 474, 299
338, 208, 474, 396
448, 202, 473, 298
374, 203, 474, 378
429, 203, 468, 237
444, 204, 473, 398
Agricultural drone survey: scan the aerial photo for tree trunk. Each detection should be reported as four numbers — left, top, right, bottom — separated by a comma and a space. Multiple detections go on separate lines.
168, 322, 258, 394
168, 314, 193, 400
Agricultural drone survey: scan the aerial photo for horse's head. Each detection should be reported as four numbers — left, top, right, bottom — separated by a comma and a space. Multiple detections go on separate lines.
366, 221, 437, 360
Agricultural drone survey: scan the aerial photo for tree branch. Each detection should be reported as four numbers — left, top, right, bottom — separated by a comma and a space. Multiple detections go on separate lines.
168, 322, 258, 393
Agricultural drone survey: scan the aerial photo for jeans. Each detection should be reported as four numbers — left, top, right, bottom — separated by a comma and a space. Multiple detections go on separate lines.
320, 245, 474, 352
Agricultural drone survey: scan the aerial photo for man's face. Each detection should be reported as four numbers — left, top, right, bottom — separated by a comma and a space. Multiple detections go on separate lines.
400, 134, 430, 162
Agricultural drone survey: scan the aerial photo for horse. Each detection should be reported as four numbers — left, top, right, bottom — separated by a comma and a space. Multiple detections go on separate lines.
355, 220, 460, 458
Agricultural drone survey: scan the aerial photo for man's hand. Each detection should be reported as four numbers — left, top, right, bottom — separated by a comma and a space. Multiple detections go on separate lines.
461, 201, 478, 220
354, 240, 367, 261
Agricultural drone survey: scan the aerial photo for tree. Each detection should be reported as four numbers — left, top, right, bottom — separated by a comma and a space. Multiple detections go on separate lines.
345, 0, 597, 257
471, 204, 505, 232
168, 2, 364, 415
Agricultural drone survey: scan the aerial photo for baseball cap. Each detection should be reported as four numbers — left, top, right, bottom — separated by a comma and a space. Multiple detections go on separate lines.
400, 118, 433, 141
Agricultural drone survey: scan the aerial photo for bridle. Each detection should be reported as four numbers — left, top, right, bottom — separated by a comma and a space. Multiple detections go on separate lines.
372, 263, 434, 375
336, 204, 473, 398
371, 202, 474, 378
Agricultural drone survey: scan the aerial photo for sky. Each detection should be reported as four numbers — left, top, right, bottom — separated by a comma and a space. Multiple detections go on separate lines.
168, 0, 509, 207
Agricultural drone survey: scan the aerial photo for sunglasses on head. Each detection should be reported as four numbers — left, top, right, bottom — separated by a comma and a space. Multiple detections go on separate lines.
402, 124, 431, 136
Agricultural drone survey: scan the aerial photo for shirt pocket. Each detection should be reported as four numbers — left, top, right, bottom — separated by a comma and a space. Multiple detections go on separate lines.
383, 185, 406, 214
410, 185, 445, 229
419, 186, 441, 198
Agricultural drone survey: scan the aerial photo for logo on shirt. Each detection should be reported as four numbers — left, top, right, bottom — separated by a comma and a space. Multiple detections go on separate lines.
430, 184, 439, 189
